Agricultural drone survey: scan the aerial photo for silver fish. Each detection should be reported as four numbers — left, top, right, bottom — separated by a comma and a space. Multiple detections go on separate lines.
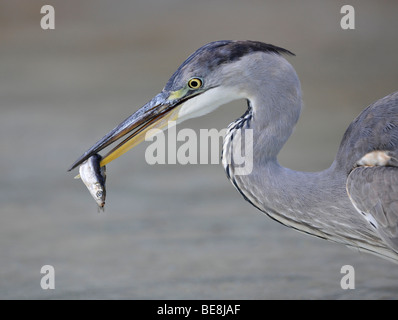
77, 154, 106, 208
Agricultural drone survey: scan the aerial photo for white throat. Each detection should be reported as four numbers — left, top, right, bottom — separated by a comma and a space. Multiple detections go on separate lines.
176, 86, 246, 124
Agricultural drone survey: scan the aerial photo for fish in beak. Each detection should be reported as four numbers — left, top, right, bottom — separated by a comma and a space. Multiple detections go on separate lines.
78, 154, 106, 209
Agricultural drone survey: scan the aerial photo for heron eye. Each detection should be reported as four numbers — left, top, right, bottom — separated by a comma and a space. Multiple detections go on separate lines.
187, 78, 203, 89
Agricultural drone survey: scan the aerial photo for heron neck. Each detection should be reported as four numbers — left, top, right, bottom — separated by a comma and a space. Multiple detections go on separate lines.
246, 88, 348, 213
231, 106, 362, 244
222, 55, 384, 249
249, 93, 301, 163
227, 79, 356, 238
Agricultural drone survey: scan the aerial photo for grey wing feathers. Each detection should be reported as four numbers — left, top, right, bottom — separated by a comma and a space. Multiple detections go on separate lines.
336, 91, 398, 174
347, 166, 398, 253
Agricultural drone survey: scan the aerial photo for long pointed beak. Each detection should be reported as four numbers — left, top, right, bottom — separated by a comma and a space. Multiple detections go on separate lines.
68, 91, 193, 171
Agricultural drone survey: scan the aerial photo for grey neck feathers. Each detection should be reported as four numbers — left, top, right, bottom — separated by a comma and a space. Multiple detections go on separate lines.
247, 54, 302, 164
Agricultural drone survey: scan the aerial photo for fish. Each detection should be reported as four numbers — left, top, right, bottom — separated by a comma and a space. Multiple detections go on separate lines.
76, 154, 106, 209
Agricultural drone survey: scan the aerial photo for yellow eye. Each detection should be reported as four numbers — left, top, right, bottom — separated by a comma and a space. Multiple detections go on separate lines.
187, 78, 203, 89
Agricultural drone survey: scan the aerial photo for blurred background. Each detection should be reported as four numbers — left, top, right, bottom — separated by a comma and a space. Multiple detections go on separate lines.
1, 0, 397, 299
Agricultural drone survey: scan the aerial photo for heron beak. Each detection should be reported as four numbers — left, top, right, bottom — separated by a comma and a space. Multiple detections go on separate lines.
68, 89, 195, 171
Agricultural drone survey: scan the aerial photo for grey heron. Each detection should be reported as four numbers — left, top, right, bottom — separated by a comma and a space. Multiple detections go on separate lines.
69, 40, 398, 263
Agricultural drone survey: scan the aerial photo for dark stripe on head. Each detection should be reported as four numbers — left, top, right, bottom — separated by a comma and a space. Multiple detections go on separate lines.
165, 40, 294, 91
185, 40, 294, 70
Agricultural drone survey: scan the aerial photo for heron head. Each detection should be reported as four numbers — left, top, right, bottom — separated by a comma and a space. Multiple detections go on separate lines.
68, 40, 294, 171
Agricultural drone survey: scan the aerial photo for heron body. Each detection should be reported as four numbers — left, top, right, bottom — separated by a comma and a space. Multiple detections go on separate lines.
69, 40, 398, 263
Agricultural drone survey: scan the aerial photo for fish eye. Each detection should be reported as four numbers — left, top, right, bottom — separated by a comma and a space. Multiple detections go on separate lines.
187, 78, 203, 90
